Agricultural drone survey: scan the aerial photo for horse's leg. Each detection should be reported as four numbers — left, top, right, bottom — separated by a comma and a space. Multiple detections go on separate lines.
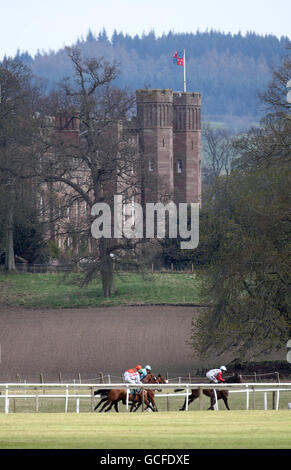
179, 397, 187, 411
147, 391, 158, 412
132, 393, 155, 412
131, 391, 147, 412
146, 400, 156, 412
141, 392, 156, 412
130, 400, 137, 412
113, 400, 120, 413
208, 396, 215, 410
208, 390, 221, 410
104, 400, 117, 412
206, 390, 215, 410
221, 392, 230, 410
143, 396, 155, 412
133, 402, 142, 412
149, 397, 158, 412
202, 387, 217, 410
130, 402, 140, 412
99, 400, 110, 412
133, 392, 152, 412
105, 400, 119, 413
149, 398, 158, 412
179, 390, 198, 411
101, 391, 121, 412
94, 397, 108, 411
179, 391, 192, 411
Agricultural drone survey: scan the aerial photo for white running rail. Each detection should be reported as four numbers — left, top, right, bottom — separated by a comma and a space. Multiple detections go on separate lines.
0, 383, 290, 413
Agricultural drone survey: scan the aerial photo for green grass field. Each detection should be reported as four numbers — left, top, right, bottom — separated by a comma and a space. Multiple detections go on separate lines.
0, 272, 202, 308
0, 411, 290, 449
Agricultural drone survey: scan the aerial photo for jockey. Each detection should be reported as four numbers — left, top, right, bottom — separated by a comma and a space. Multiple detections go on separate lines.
206, 366, 227, 383
137, 364, 152, 380
123, 365, 142, 400
137, 367, 147, 380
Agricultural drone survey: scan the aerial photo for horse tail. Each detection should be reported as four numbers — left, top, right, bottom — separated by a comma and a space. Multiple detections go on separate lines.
94, 389, 109, 396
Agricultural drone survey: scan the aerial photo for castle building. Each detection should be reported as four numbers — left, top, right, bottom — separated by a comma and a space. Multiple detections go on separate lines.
42, 88, 202, 253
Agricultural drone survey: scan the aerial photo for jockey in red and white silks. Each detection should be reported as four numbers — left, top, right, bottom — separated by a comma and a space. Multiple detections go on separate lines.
206, 366, 227, 383
124, 365, 142, 384
124, 365, 143, 400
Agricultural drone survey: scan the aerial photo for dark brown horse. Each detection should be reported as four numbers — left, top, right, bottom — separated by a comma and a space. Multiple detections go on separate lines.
178, 373, 244, 411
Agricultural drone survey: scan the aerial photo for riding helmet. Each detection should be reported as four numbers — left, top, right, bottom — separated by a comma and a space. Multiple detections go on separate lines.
220, 366, 227, 371
145, 365, 151, 371
136, 364, 142, 370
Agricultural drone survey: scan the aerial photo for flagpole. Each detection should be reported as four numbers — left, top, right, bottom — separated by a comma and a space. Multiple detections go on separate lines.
183, 49, 186, 92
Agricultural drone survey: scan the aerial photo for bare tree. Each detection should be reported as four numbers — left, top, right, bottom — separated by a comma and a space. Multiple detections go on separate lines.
39, 48, 155, 296
202, 122, 234, 186
259, 43, 291, 118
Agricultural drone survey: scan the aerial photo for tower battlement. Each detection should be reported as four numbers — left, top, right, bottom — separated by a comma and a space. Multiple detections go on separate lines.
136, 89, 173, 102
173, 91, 201, 105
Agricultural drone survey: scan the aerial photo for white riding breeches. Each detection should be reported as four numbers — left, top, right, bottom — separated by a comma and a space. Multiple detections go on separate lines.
206, 372, 218, 383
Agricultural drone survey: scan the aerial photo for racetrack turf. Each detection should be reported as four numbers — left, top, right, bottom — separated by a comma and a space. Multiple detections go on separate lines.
0, 411, 290, 449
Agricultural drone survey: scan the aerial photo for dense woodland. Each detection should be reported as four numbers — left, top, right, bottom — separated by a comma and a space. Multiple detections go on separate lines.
13, 29, 290, 130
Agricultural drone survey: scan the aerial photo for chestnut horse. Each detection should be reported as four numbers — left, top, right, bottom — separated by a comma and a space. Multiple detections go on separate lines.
96, 387, 155, 413
94, 373, 167, 413
178, 373, 244, 411
131, 373, 167, 412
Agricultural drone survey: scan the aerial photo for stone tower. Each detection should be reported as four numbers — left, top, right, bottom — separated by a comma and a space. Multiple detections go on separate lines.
136, 88, 202, 206
136, 89, 174, 202
173, 92, 202, 205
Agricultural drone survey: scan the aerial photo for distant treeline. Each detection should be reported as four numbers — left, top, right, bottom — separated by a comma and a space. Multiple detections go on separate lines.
13, 29, 290, 129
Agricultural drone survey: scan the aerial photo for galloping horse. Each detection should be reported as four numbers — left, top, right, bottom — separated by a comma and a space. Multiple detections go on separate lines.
94, 373, 167, 413
131, 373, 167, 412
96, 387, 156, 413
94, 389, 114, 412
178, 373, 244, 411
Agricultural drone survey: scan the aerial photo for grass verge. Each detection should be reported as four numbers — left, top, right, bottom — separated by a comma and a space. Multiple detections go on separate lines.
0, 272, 202, 308
0, 411, 290, 449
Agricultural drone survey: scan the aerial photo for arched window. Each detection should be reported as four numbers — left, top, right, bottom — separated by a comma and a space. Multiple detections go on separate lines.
177, 160, 182, 173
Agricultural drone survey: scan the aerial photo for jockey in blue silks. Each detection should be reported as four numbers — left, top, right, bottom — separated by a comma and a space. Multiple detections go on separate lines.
137, 364, 152, 380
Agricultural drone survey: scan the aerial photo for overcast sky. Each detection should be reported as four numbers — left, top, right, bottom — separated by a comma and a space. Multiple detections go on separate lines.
1, 0, 290, 59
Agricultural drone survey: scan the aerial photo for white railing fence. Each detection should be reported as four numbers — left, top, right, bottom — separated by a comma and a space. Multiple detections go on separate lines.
0, 382, 290, 414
